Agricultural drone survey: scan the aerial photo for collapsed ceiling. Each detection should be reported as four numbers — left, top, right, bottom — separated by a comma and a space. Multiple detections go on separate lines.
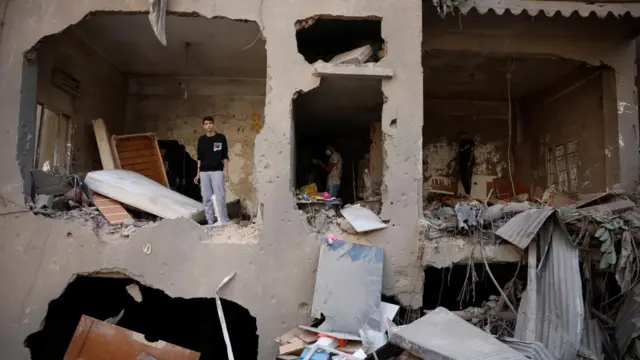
70, 13, 266, 78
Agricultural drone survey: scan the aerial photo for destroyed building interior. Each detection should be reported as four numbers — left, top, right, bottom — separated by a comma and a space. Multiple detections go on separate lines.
3, 0, 640, 359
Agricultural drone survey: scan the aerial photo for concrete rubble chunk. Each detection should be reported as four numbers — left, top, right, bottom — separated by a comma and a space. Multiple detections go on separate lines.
311, 239, 384, 335
389, 307, 527, 360
340, 206, 387, 233
35, 194, 54, 209
329, 45, 373, 65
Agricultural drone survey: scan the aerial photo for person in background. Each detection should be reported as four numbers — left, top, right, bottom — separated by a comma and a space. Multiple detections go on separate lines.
194, 116, 229, 227
313, 145, 342, 198
458, 131, 475, 196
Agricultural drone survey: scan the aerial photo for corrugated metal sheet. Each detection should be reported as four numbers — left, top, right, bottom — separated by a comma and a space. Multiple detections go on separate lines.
495, 208, 555, 249
514, 217, 584, 360
580, 317, 605, 360
500, 337, 554, 360
457, 0, 640, 18
615, 283, 640, 354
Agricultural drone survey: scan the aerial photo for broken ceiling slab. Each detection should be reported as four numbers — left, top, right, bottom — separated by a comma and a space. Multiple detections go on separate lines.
312, 62, 393, 79
311, 239, 384, 335
389, 307, 527, 360
340, 206, 387, 233
422, 237, 522, 268
85, 169, 205, 222
578, 199, 635, 216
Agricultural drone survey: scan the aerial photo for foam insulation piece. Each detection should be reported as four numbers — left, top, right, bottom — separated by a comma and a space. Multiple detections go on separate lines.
312, 240, 384, 335
329, 45, 373, 65
85, 169, 205, 221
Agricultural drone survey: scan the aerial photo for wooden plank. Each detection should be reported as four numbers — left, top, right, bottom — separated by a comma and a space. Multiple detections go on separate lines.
64, 315, 200, 360
64, 315, 95, 360
92, 119, 117, 170
120, 155, 161, 166
118, 149, 158, 160
92, 193, 133, 225
111, 133, 169, 187
116, 142, 154, 152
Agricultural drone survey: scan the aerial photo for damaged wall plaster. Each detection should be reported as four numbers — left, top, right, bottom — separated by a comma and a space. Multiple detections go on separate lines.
127, 77, 265, 215
35, 29, 127, 175
0, 2, 638, 360
525, 73, 607, 194
422, 111, 508, 196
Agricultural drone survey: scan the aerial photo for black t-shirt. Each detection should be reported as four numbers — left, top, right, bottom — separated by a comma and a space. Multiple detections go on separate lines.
197, 133, 229, 171
459, 138, 475, 163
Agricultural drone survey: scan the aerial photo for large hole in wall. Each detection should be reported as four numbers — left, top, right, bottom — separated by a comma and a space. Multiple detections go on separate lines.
295, 17, 385, 64
24, 274, 258, 360
420, 48, 609, 205
293, 77, 384, 206
22, 12, 266, 225
422, 263, 525, 311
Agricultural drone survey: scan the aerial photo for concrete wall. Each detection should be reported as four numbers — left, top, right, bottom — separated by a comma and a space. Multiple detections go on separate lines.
126, 77, 265, 214
423, 10, 638, 192
423, 101, 509, 198
0, 1, 424, 359
36, 30, 127, 174
525, 73, 608, 194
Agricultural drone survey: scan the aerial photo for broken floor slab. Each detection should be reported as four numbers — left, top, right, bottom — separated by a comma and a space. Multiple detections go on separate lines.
422, 237, 522, 268
389, 307, 527, 360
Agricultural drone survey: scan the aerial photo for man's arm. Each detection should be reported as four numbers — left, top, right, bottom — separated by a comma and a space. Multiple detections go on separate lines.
222, 135, 229, 177
194, 137, 202, 184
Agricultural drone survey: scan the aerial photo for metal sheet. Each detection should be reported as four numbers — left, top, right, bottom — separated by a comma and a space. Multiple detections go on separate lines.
495, 208, 555, 249
389, 307, 527, 360
499, 338, 554, 360
615, 283, 640, 354
456, 0, 640, 18
340, 206, 387, 233
514, 217, 584, 360
580, 318, 604, 360
311, 239, 384, 335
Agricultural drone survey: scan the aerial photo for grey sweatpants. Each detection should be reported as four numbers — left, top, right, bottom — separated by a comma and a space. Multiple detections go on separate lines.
200, 171, 229, 224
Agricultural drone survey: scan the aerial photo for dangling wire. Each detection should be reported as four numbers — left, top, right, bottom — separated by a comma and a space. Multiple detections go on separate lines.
507, 57, 516, 197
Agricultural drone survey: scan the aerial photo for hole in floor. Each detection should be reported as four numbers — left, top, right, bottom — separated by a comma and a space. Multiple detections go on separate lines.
296, 17, 385, 64
422, 263, 525, 311
24, 274, 258, 360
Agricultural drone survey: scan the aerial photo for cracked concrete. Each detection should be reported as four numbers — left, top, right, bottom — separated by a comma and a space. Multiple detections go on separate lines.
0, 1, 638, 360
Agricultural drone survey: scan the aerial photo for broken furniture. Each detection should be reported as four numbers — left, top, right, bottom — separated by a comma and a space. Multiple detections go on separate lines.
111, 132, 169, 187
65, 315, 200, 359
85, 169, 205, 222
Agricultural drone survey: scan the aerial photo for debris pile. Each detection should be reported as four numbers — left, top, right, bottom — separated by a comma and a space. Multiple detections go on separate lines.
292, 189, 640, 360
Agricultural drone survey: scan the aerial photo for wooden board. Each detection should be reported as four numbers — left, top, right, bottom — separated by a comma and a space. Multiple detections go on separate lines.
92, 118, 116, 170
92, 193, 133, 224
111, 133, 169, 187
64, 315, 200, 360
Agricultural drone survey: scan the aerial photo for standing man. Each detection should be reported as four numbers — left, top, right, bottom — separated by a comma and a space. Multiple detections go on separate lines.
314, 145, 342, 198
458, 131, 475, 196
194, 116, 229, 226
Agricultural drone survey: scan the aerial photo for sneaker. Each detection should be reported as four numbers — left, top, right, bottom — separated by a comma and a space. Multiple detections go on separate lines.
212, 221, 229, 228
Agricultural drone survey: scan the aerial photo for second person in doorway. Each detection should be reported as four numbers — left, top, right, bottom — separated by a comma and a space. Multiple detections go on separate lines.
313, 145, 342, 199
194, 116, 230, 227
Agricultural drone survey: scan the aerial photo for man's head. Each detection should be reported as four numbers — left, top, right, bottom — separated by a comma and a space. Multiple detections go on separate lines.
325, 145, 336, 156
458, 131, 468, 140
202, 116, 215, 133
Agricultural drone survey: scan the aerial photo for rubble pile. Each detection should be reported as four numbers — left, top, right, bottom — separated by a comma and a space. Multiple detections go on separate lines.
280, 190, 640, 360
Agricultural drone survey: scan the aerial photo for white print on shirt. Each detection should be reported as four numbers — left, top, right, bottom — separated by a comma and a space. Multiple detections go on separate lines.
213, 142, 222, 151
